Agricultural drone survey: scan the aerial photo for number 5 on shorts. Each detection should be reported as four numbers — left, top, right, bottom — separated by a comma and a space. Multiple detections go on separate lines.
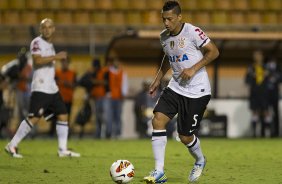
192, 114, 198, 127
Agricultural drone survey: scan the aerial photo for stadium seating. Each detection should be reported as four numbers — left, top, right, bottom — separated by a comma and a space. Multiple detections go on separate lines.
44, 0, 60, 10
95, 0, 113, 10
250, 0, 265, 10
247, 12, 262, 25
198, 0, 214, 10
108, 11, 126, 26
55, 11, 73, 25
0, 0, 280, 26
8, 0, 25, 10
61, 0, 78, 10
266, 0, 281, 10
90, 11, 107, 25
78, 0, 95, 10
215, 0, 231, 10
0, 28, 14, 44
211, 11, 228, 25
180, 0, 197, 10
39, 11, 55, 21
26, 0, 44, 10
230, 12, 245, 25
113, 0, 128, 10
146, 0, 163, 10
232, 0, 249, 10
193, 12, 211, 25
142, 11, 161, 26
21, 11, 38, 25
2, 11, 20, 25
0, 0, 9, 10
128, 0, 146, 10
263, 12, 278, 24
126, 12, 142, 25
180, 12, 193, 23
73, 12, 90, 25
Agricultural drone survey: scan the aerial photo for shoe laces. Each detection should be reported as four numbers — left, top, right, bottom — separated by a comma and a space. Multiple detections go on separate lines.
191, 164, 203, 176
149, 170, 159, 177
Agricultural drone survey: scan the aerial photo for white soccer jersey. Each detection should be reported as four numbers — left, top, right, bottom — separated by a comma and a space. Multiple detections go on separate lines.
160, 23, 211, 98
30, 36, 58, 94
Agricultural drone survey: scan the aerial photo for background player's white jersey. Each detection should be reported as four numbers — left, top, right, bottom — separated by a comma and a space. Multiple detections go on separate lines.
160, 23, 211, 98
30, 36, 58, 94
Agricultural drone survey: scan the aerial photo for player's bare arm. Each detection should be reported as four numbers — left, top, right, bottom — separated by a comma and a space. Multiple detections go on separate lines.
149, 56, 170, 97
179, 41, 219, 80
194, 41, 219, 71
32, 51, 67, 67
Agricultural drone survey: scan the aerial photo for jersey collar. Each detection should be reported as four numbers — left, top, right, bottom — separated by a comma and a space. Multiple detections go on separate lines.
170, 23, 185, 37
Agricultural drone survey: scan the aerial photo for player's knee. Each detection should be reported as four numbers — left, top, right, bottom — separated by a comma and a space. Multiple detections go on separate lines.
152, 113, 169, 129
57, 114, 68, 122
27, 117, 40, 125
152, 117, 161, 129
179, 134, 194, 145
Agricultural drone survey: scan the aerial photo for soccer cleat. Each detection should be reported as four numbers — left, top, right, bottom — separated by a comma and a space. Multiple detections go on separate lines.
58, 150, 81, 157
188, 157, 207, 182
5, 144, 23, 158
144, 170, 167, 183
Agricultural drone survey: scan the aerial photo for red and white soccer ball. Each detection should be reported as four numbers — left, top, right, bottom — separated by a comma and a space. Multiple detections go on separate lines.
110, 160, 135, 183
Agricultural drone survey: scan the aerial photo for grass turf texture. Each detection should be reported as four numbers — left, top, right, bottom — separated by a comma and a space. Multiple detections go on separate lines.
0, 138, 282, 184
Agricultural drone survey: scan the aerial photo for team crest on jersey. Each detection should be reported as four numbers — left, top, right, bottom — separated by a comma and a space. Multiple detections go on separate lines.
178, 38, 185, 48
32, 41, 40, 52
170, 41, 175, 49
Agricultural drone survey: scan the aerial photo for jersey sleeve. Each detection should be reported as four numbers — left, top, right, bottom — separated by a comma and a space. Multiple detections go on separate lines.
159, 29, 169, 52
30, 39, 42, 55
190, 26, 210, 49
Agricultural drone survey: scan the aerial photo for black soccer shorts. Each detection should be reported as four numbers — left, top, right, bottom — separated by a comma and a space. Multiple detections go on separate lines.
28, 91, 67, 118
153, 87, 211, 136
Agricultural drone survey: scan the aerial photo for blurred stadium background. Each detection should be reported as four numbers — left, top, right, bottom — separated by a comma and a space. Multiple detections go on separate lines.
0, 0, 282, 138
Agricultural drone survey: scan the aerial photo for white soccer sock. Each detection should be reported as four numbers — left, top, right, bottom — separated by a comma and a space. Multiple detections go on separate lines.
10, 119, 33, 147
152, 130, 167, 172
187, 135, 205, 164
56, 121, 69, 151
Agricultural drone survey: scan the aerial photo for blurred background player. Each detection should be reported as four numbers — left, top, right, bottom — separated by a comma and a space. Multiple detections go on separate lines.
0, 74, 9, 138
0, 47, 32, 138
143, 1, 219, 183
75, 58, 107, 138
265, 56, 282, 137
104, 58, 128, 139
4, 18, 80, 158
15, 48, 33, 123
245, 50, 272, 137
134, 80, 159, 138
90, 58, 108, 139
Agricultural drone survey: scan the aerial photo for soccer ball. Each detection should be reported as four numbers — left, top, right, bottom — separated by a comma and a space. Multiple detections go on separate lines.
110, 160, 135, 183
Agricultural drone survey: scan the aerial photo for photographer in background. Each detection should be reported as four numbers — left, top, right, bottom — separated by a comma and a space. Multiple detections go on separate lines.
0, 47, 31, 138
1, 47, 29, 84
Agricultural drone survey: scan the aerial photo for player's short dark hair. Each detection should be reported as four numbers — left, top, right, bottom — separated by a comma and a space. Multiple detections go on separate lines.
162, 1, 181, 15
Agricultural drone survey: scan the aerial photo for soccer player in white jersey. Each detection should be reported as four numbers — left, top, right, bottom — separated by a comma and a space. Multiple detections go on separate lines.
144, 1, 219, 183
5, 18, 80, 158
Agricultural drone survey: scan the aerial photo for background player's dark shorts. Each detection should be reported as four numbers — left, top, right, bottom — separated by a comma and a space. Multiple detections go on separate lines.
28, 92, 67, 118
249, 87, 269, 111
153, 87, 211, 136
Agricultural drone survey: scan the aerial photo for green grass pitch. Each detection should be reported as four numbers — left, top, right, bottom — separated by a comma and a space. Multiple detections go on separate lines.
0, 138, 282, 184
